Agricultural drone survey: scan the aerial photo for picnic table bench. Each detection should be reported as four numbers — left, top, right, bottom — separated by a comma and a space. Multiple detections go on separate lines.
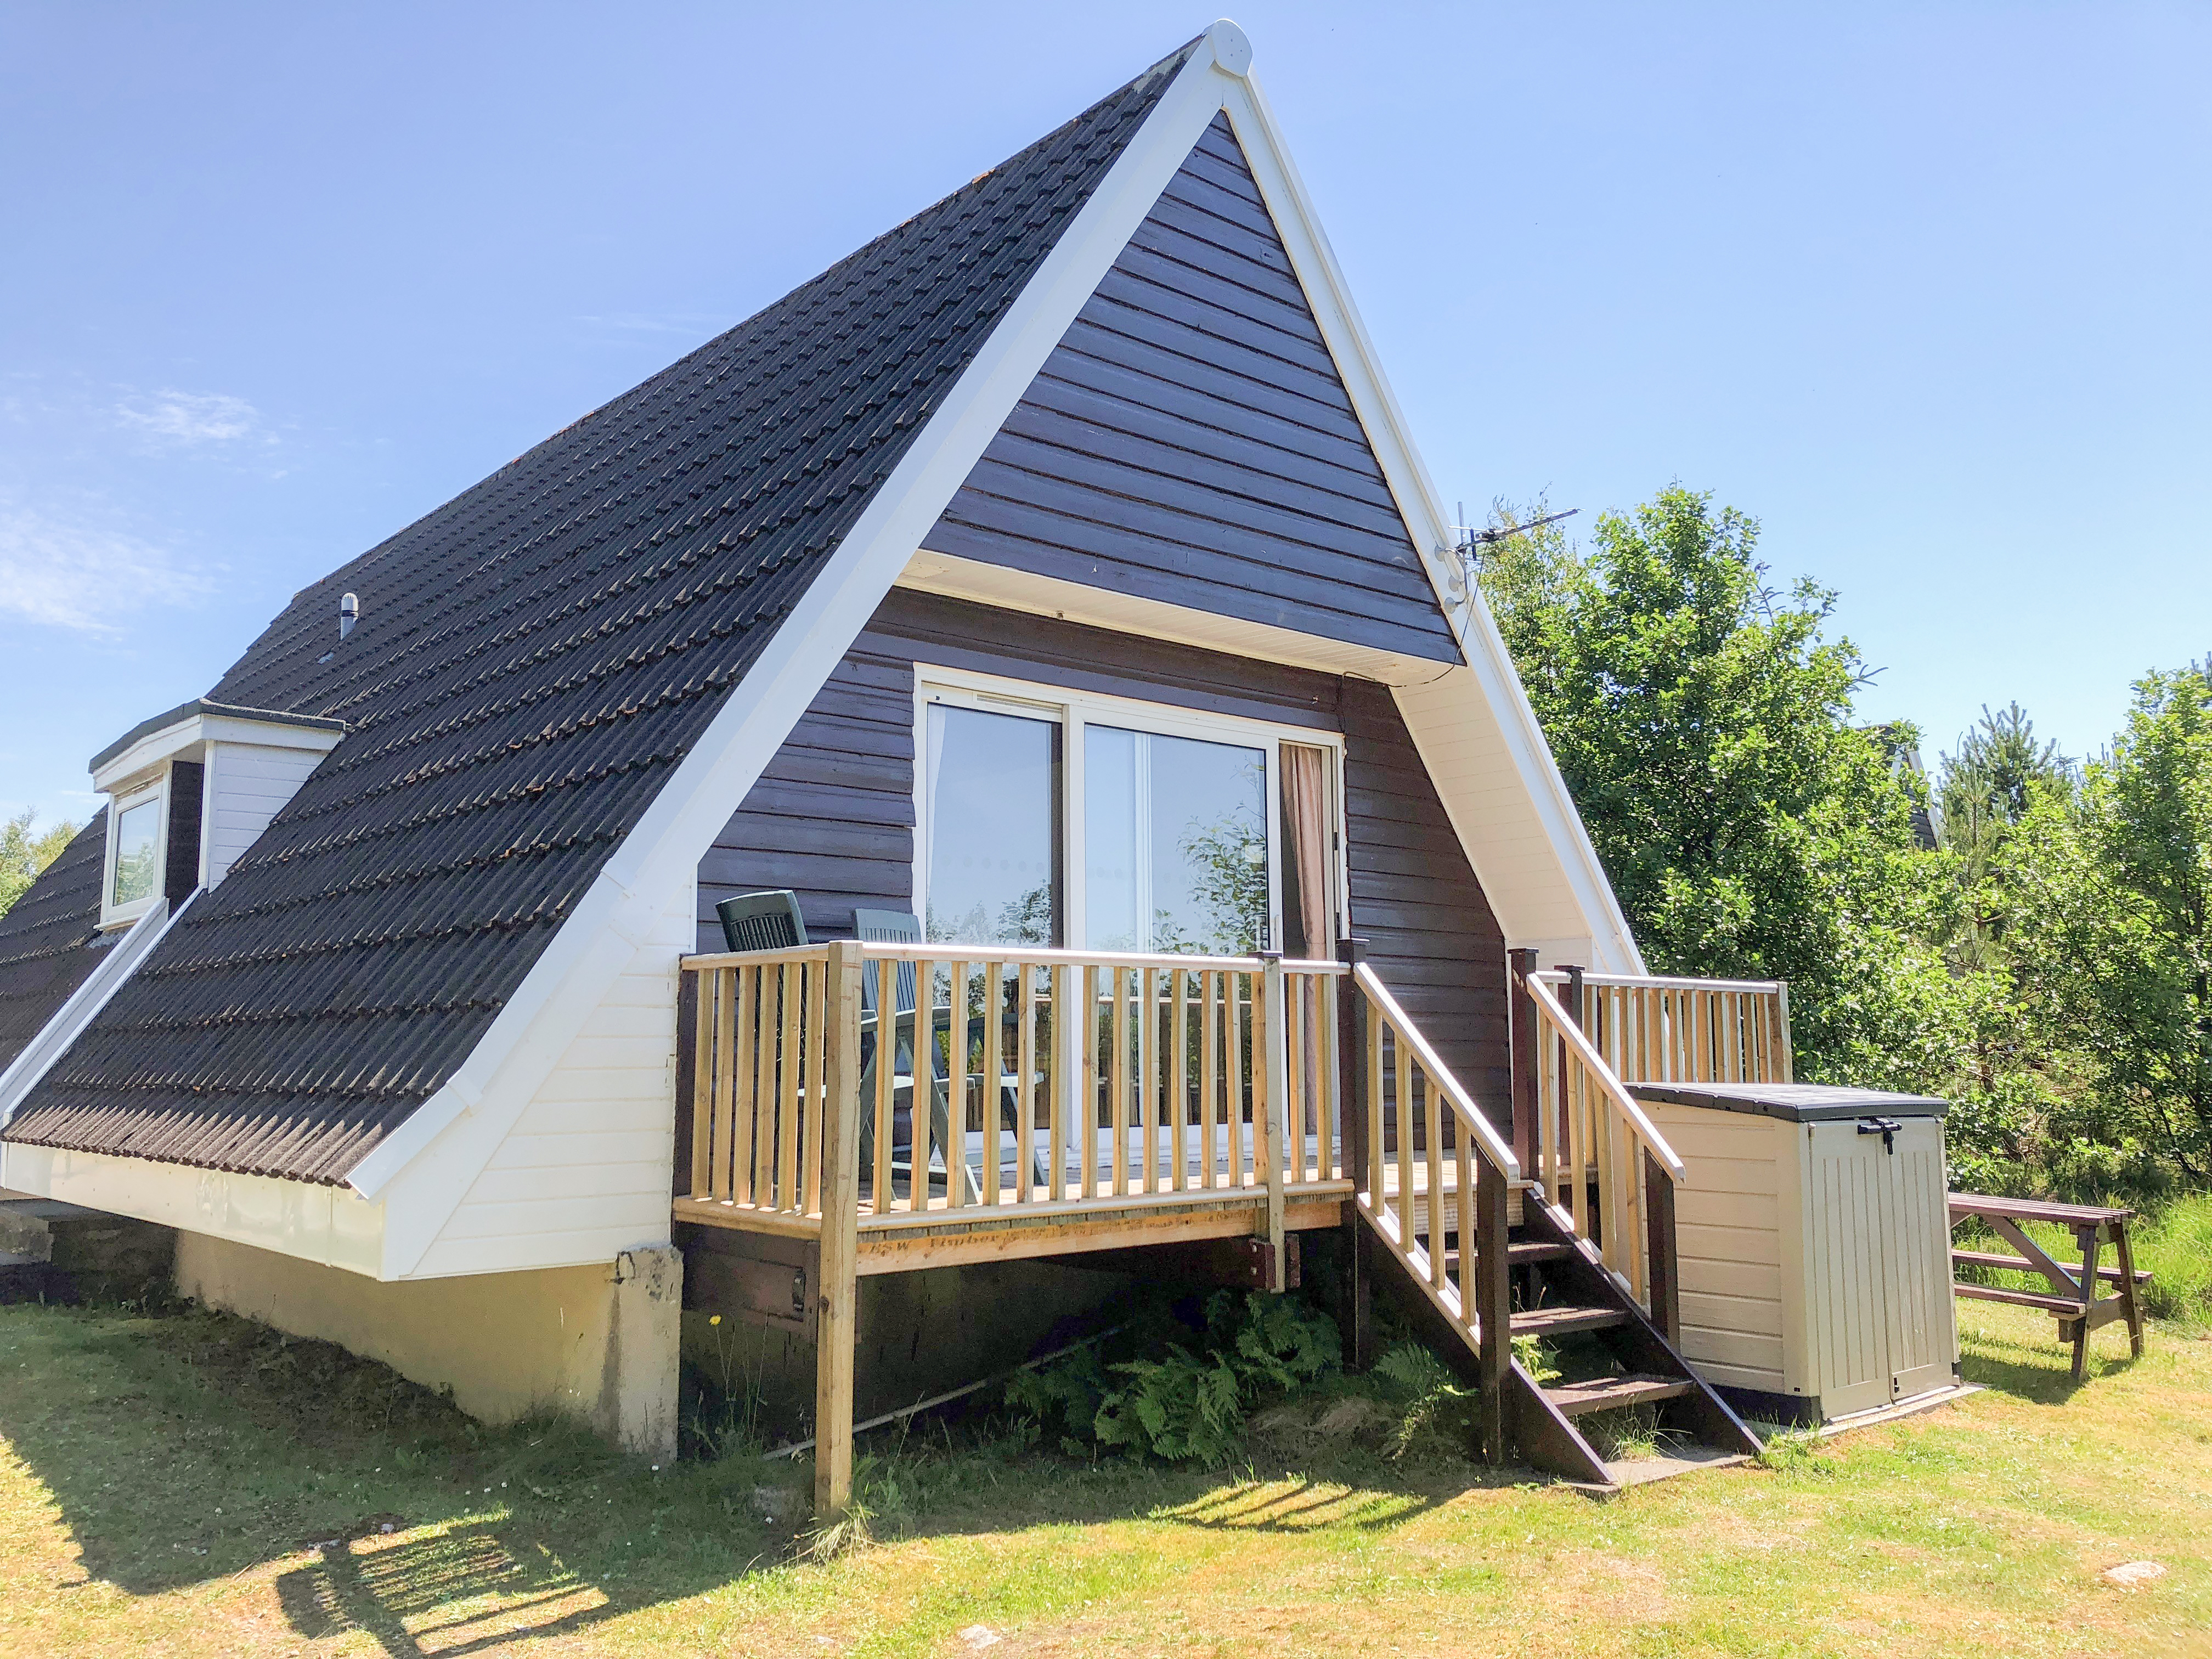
1948, 1192, 2148, 1381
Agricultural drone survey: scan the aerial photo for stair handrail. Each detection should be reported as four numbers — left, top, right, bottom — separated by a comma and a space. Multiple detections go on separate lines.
1523, 972, 1685, 1184
1352, 962, 1519, 1182
1342, 955, 1515, 1463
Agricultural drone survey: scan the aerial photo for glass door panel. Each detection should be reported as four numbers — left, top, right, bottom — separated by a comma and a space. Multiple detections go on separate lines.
1084, 725, 1267, 954
924, 703, 1061, 945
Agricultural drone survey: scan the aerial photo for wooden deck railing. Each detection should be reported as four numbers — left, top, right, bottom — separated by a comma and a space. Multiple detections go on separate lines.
1557, 970, 1793, 1088
678, 943, 1351, 1245
1513, 961, 1791, 1328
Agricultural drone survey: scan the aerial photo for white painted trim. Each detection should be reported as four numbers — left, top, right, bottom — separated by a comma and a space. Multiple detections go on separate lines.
1214, 71, 1644, 973
0, 1142, 385, 1278
0, 891, 194, 1130
345, 42, 1251, 1273
99, 779, 167, 931
911, 659, 1344, 954
92, 708, 343, 795
895, 556, 1442, 684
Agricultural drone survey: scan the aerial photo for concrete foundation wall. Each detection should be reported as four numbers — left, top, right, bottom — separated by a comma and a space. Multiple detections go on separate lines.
174, 1233, 681, 1457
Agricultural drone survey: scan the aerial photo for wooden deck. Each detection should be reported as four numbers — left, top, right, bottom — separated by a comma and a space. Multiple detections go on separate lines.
675, 939, 1790, 1515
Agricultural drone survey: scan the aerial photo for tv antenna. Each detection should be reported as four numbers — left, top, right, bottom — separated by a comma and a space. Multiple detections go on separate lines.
1451, 504, 1578, 562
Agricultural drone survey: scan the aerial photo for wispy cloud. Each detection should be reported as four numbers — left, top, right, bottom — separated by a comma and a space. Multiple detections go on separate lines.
0, 501, 204, 631
115, 388, 262, 445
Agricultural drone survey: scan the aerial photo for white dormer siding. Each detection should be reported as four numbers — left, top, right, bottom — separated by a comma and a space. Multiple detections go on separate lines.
200, 741, 328, 888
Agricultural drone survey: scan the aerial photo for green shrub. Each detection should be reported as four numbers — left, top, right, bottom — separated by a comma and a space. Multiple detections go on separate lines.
1003, 1291, 1340, 1466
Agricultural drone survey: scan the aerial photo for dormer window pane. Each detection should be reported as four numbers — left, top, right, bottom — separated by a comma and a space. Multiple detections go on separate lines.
111, 798, 161, 907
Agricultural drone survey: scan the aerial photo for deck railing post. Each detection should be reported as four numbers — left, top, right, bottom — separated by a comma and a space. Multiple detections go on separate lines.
813, 940, 864, 1519
1644, 1146, 1679, 1341
1475, 1152, 1510, 1463
674, 966, 702, 1201
1260, 950, 1288, 1293
1508, 949, 1539, 1180
1336, 936, 1372, 1367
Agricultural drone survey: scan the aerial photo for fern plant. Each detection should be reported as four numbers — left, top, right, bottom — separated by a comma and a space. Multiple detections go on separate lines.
1004, 1291, 1340, 1466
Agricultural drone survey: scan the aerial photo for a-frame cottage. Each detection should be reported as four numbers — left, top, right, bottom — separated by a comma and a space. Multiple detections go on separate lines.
1, 24, 1946, 1508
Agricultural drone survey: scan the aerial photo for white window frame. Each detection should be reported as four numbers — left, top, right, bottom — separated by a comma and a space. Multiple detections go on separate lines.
912, 662, 1347, 957
100, 772, 169, 931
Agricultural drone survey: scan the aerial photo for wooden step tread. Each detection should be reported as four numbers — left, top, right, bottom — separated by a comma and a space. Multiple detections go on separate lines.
1511, 1304, 1627, 1337
1543, 1374, 1693, 1417
1440, 1241, 1575, 1269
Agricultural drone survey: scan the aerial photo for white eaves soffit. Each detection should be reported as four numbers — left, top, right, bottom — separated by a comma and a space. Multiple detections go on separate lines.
347, 20, 1639, 1281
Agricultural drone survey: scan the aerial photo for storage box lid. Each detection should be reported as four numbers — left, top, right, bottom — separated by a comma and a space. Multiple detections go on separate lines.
1629, 1082, 1950, 1122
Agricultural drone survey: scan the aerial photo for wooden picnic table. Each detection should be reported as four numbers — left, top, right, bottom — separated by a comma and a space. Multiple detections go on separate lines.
1948, 1192, 2148, 1381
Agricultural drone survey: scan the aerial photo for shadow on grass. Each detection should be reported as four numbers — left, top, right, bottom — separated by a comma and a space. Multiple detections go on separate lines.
0, 1302, 792, 1656
273, 1522, 615, 1658
1957, 1313, 2140, 1405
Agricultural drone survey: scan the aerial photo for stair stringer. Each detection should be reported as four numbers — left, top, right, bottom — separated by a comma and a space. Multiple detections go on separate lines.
1353, 1195, 1612, 1482
1514, 1197, 1765, 1460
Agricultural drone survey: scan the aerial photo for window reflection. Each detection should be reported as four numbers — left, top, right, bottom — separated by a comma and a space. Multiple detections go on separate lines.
923, 703, 1060, 945
110, 797, 160, 907
1084, 726, 1266, 954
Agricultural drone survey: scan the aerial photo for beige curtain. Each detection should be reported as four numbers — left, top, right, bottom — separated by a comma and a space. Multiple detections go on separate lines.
1280, 744, 1333, 959
1281, 744, 1334, 1157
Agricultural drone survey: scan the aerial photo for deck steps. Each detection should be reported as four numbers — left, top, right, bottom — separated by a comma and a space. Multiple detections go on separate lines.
1543, 1373, 1694, 1417
1510, 1304, 1629, 1338
1440, 1240, 1573, 1274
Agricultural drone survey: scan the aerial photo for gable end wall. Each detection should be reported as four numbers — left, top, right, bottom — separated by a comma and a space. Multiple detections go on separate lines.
921, 113, 1460, 666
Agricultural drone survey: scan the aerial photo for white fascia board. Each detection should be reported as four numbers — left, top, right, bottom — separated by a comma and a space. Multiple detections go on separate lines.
1215, 70, 1644, 974
347, 40, 1251, 1278
0, 1143, 383, 1277
92, 709, 342, 795
0, 891, 194, 1131
896, 554, 1444, 684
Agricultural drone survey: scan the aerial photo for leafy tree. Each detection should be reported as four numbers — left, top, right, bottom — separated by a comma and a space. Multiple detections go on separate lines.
2004, 667, 2212, 1180
1, 810, 79, 921
1937, 703, 2075, 973
1477, 487, 1953, 1084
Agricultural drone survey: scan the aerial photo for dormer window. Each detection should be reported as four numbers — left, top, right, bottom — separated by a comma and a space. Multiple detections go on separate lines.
88, 697, 346, 930
108, 786, 165, 913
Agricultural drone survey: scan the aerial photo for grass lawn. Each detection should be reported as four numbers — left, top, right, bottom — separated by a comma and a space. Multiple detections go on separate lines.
2, 1290, 2207, 1658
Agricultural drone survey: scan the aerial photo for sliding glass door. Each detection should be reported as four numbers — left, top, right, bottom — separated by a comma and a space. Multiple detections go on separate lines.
918, 676, 1339, 957
922, 703, 1062, 946
1084, 726, 1267, 955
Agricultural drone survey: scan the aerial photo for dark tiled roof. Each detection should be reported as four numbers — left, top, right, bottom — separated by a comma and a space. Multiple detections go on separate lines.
3, 42, 1194, 1186
0, 819, 110, 1077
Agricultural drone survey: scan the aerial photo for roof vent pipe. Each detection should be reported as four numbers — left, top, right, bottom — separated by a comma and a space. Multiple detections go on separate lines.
339, 592, 358, 640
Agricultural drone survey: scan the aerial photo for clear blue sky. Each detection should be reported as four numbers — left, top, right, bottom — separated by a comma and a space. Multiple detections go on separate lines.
4, 2, 2206, 828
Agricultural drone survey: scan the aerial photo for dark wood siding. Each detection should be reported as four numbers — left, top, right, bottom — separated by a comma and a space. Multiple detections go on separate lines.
1340, 679, 1510, 1117
698, 591, 1508, 1122
920, 113, 1459, 665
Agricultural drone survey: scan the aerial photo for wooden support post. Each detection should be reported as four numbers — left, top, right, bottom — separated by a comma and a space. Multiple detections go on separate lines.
1336, 936, 1372, 1367
1260, 951, 1288, 1292
2070, 1221, 2102, 1383
673, 967, 701, 1200
813, 940, 864, 1519
2113, 1217, 2146, 1358
1507, 949, 1539, 1182
1475, 1153, 1510, 1464
1644, 1146, 1679, 1341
